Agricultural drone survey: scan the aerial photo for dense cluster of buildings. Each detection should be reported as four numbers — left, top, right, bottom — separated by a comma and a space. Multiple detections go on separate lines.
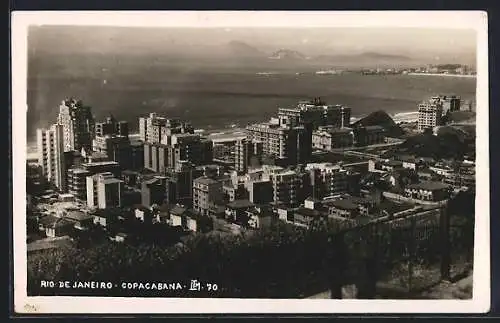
359, 65, 476, 76
29, 95, 474, 243
416, 64, 476, 76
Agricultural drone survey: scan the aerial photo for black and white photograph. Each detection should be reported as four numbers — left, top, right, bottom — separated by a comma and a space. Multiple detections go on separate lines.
12, 11, 490, 314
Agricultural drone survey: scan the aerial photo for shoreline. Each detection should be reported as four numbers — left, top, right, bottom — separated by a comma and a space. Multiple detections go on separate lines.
26, 110, 421, 154
407, 73, 476, 78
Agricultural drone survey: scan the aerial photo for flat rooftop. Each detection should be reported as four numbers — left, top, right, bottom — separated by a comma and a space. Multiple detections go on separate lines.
227, 199, 254, 209
82, 161, 119, 167
407, 181, 450, 191
101, 178, 124, 184
194, 177, 219, 185
326, 199, 358, 210
70, 168, 90, 174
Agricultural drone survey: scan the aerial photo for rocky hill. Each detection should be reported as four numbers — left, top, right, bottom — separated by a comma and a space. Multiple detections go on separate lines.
226, 40, 266, 58
269, 49, 307, 60
351, 110, 405, 138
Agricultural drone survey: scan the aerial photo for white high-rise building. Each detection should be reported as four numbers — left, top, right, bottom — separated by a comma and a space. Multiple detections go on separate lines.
57, 98, 95, 152
86, 172, 124, 209
36, 123, 66, 191
138, 113, 194, 144
418, 97, 444, 131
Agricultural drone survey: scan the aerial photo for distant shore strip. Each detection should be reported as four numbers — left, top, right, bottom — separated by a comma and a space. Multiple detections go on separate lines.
407, 73, 476, 78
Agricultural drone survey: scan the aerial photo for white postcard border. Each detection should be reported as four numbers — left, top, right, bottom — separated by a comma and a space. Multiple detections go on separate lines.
11, 10, 490, 314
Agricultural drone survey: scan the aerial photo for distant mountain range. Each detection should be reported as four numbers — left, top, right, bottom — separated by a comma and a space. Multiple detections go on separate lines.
29, 33, 468, 68
226, 40, 266, 58
224, 41, 414, 65
268, 49, 308, 60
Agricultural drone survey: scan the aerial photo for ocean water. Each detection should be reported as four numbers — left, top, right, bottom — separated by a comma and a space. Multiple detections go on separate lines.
27, 62, 476, 143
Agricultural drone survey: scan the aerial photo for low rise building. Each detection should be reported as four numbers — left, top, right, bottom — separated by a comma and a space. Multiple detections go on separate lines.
92, 209, 122, 228
247, 180, 273, 204
135, 206, 153, 223
114, 233, 129, 243
225, 199, 254, 224
45, 218, 75, 238
393, 155, 420, 170
185, 212, 213, 233
246, 205, 273, 230
169, 204, 187, 227
312, 126, 354, 150
353, 126, 386, 146
404, 181, 450, 202
379, 160, 404, 172
326, 199, 360, 220
141, 176, 167, 208
292, 207, 326, 229
63, 209, 94, 230
223, 183, 248, 202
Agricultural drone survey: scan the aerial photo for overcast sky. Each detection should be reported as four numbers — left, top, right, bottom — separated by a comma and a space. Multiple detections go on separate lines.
28, 26, 476, 62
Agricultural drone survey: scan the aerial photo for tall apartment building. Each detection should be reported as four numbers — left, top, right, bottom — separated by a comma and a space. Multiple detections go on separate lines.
138, 113, 194, 144
193, 176, 224, 216
129, 140, 144, 171
67, 161, 121, 201
418, 97, 444, 131
165, 161, 204, 207
270, 168, 310, 208
138, 115, 149, 142
234, 138, 263, 173
247, 180, 273, 204
67, 168, 90, 200
57, 98, 95, 152
440, 95, 461, 115
95, 115, 129, 138
246, 121, 312, 166
63, 150, 84, 190
36, 123, 67, 191
212, 133, 248, 164
278, 98, 351, 129
141, 176, 167, 208
305, 163, 351, 200
92, 135, 131, 169
143, 143, 168, 173
143, 134, 213, 173
170, 133, 213, 167
86, 172, 124, 209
